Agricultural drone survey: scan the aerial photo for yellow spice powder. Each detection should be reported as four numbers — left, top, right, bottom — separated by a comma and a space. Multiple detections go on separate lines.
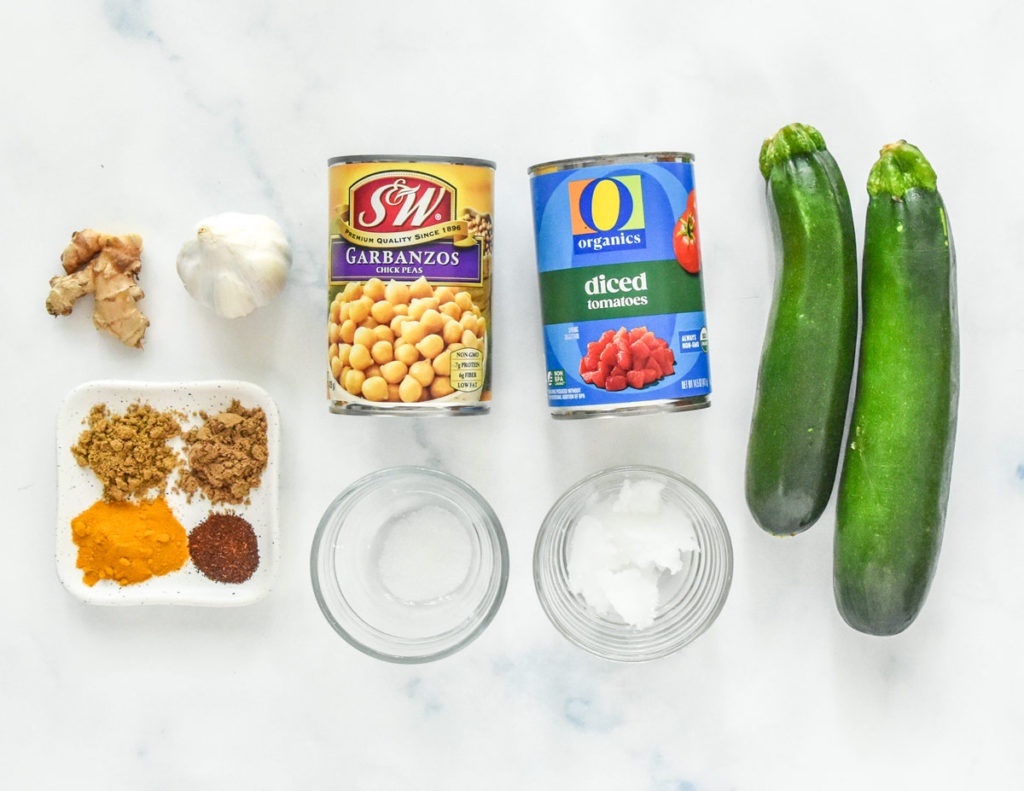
71, 497, 189, 586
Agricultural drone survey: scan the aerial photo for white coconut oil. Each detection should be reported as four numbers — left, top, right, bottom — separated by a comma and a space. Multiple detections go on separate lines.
566, 478, 699, 628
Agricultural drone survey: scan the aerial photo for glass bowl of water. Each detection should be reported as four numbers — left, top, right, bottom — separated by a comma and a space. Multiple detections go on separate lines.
310, 466, 508, 663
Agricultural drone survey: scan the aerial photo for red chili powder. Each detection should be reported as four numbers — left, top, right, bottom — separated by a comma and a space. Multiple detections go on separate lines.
189, 513, 259, 584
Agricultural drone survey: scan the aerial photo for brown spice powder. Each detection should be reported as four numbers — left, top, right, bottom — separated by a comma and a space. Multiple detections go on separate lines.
71, 403, 181, 501
178, 400, 268, 505
189, 512, 260, 584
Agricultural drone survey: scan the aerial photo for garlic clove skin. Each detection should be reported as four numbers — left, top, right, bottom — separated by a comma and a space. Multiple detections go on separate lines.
176, 212, 291, 319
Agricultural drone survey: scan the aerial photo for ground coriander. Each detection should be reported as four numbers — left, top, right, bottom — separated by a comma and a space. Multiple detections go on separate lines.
70, 403, 181, 501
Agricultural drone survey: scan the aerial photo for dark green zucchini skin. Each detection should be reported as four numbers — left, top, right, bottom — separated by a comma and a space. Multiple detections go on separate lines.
745, 124, 858, 536
835, 141, 958, 636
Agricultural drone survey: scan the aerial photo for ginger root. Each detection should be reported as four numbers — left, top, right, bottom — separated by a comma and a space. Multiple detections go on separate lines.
46, 229, 149, 348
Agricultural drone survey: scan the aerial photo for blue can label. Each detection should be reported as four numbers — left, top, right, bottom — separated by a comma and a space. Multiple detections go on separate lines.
529, 158, 711, 410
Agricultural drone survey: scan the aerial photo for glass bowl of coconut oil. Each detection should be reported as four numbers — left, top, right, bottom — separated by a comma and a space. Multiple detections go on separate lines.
311, 467, 508, 663
533, 465, 732, 662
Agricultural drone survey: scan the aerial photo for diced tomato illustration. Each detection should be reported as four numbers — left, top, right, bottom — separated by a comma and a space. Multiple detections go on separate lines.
630, 340, 650, 365
577, 326, 677, 392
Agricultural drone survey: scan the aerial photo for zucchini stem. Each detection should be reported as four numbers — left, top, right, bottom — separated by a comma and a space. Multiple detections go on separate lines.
867, 140, 938, 199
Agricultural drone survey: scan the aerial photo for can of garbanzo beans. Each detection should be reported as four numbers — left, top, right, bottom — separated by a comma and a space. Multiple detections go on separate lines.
328, 156, 494, 414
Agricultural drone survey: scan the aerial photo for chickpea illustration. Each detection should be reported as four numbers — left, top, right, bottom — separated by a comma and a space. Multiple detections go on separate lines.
415, 333, 444, 360
400, 321, 427, 345
353, 326, 376, 348
395, 342, 419, 366
361, 375, 389, 402
329, 275, 486, 404
363, 277, 386, 301
399, 375, 422, 403
371, 300, 395, 324
349, 343, 372, 370
348, 296, 372, 324
384, 280, 410, 305
409, 277, 433, 299
371, 340, 394, 365
419, 309, 445, 335
409, 360, 435, 387
430, 376, 454, 398
460, 313, 478, 335
380, 360, 408, 384
433, 349, 452, 376
442, 319, 463, 345
344, 368, 366, 395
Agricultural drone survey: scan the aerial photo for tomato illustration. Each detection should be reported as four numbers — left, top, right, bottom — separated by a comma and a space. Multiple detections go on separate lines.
673, 190, 701, 274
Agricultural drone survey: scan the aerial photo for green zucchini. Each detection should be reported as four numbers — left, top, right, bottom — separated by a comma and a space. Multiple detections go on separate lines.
745, 123, 859, 535
834, 141, 958, 635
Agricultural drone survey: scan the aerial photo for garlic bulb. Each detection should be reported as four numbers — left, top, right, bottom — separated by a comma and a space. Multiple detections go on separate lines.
176, 212, 291, 318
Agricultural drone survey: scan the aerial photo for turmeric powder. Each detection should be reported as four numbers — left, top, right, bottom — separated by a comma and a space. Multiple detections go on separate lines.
71, 498, 189, 586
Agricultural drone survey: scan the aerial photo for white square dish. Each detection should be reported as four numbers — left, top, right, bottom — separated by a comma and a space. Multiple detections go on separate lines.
56, 380, 280, 606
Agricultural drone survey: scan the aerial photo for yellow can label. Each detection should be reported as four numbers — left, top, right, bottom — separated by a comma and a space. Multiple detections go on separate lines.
328, 159, 493, 410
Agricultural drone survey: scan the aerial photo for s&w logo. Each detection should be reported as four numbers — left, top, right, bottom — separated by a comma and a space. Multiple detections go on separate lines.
350, 172, 455, 234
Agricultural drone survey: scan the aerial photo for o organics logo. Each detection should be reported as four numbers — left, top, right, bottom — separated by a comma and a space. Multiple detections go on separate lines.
569, 174, 646, 255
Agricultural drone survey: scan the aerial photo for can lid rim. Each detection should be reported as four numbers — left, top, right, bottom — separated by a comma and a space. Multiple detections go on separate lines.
329, 155, 496, 169
528, 151, 694, 175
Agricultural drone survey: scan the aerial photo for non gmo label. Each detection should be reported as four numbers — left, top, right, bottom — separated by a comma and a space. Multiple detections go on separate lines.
451, 348, 484, 392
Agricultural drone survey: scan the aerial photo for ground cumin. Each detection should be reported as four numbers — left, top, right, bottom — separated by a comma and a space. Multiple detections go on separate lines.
71, 497, 189, 586
71, 403, 181, 501
178, 400, 268, 505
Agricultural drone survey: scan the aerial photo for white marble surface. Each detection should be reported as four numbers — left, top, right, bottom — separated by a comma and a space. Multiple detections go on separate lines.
3, 1, 1023, 788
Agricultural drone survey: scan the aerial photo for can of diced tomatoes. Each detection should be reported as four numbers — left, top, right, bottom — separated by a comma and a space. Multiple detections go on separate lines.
328, 156, 494, 414
528, 152, 711, 418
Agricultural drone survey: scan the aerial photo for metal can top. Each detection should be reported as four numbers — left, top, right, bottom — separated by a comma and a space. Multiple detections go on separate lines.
527, 151, 694, 177
328, 154, 496, 169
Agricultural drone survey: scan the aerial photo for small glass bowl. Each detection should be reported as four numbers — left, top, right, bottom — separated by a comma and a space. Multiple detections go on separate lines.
534, 465, 732, 662
311, 467, 508, 663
